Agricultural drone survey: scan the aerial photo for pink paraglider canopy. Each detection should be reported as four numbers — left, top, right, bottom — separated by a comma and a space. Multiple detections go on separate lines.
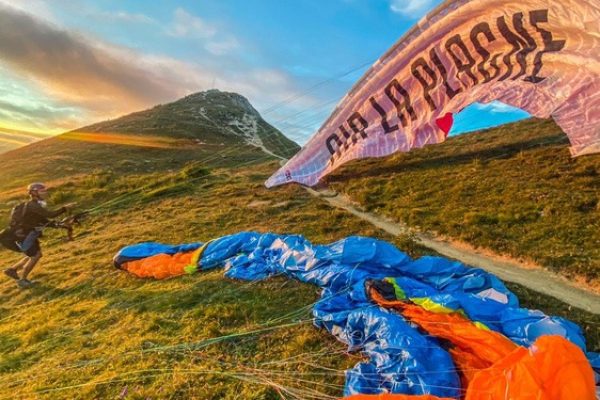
266, 0, 600, 188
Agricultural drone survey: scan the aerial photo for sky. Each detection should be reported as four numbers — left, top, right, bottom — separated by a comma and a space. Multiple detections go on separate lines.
0, 0, 528, 149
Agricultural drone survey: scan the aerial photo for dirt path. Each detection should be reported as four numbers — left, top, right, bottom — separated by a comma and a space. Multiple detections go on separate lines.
305, 187, 600, 314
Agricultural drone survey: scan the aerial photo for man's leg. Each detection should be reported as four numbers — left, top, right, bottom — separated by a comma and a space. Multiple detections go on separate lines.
10, 257, 29, 272
1, 230, 27, 279
3, 257, 28, 280
21, 250, 41, 280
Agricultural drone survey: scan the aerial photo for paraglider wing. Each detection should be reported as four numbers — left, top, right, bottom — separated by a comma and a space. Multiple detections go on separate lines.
115, 232, 599, 398
266, 0, 600, 188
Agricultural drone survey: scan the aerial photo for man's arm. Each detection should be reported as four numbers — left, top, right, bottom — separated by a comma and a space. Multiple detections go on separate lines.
27, 201, 67, 219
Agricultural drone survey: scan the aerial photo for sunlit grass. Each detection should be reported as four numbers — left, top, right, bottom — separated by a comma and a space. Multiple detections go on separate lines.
0, 160, 396, 399
329, 118, 599, 284
0, 117, 597, 399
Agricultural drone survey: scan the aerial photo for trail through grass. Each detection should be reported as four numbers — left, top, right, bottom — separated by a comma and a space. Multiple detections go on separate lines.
328, 118, 599, 285
0, 120, 597, 399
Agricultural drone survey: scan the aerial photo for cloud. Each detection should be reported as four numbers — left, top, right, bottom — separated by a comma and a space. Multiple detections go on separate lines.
0, 4, 200, 115
205, 36, 240, 56
165, 8, 239, 56
0, 98, 77, 123
0, 100, 82, 131
166, 7, 217, 39
0, 67, 85, 131
0, 132, 36, 145
0, 0, 55, 22
87, 10, 156, 25
0, 3, 314, 134
389, 0, 436, 18
475, 101, 521, 113
3, 0, 156, 26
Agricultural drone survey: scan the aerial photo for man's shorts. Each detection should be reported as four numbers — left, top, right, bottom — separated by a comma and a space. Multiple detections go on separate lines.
0, 229, 41, 257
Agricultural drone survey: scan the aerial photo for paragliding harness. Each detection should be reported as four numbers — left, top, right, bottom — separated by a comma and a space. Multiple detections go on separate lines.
8, 202, 28, 235
0, 202, 36, 253
1, 202, 31, 245
0, 202, 89, 251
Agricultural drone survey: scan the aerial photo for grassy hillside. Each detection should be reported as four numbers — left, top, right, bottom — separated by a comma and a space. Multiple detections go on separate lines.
0, 110, 598, 399
71, 90, 300, 159
0, 134, 268, 201
0, 158, 597, 400
0, 156, 411, 400
327, 118, 600, 286
0, 89, 299, 205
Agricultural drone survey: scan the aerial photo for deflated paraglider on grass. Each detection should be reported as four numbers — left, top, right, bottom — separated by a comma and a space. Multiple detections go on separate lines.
114, 232, 599, 399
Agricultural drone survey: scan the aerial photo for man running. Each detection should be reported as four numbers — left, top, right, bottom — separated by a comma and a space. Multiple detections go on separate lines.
0, 183, 75, 288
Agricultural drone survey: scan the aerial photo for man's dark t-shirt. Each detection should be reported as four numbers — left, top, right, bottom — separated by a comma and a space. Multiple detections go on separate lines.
20, 200, 66, 234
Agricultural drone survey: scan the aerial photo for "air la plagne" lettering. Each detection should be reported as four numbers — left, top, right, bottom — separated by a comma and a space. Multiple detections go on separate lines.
326, 9, 565, 165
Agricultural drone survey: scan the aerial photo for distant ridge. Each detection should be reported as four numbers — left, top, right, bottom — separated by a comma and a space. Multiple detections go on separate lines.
71, 89, 300, 159
0, 126, 53, 154
0, 89, 299, 190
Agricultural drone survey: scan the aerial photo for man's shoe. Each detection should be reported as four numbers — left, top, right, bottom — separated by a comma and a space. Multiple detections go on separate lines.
17, 279, 34, 288
3, 268, 19, 280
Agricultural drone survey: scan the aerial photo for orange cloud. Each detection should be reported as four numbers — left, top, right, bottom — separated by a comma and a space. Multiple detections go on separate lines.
0, 3, 317, 137
0, 4, 210, 117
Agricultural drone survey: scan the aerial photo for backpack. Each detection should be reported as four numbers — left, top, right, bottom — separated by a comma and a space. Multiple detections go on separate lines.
9, 202, 28, 229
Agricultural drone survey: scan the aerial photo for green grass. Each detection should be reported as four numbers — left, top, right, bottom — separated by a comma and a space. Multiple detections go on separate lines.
0, 157, 405, 399
0, 117, 597, 399
328, 118, 600, 284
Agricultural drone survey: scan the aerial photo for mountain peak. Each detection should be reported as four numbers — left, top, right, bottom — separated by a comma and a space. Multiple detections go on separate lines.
177, 90, 257, 114
72, 90, 299, 159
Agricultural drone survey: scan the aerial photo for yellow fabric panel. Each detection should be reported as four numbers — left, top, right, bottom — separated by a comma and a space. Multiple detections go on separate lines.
409, 297, 456, 314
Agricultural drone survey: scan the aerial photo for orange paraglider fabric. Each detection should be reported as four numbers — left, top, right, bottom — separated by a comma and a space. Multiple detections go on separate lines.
465, 335, 596, 400
344, 395, 453, 400
364, 287, 596, 400
369, 288, 517, 387
122, 251, 195, 279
